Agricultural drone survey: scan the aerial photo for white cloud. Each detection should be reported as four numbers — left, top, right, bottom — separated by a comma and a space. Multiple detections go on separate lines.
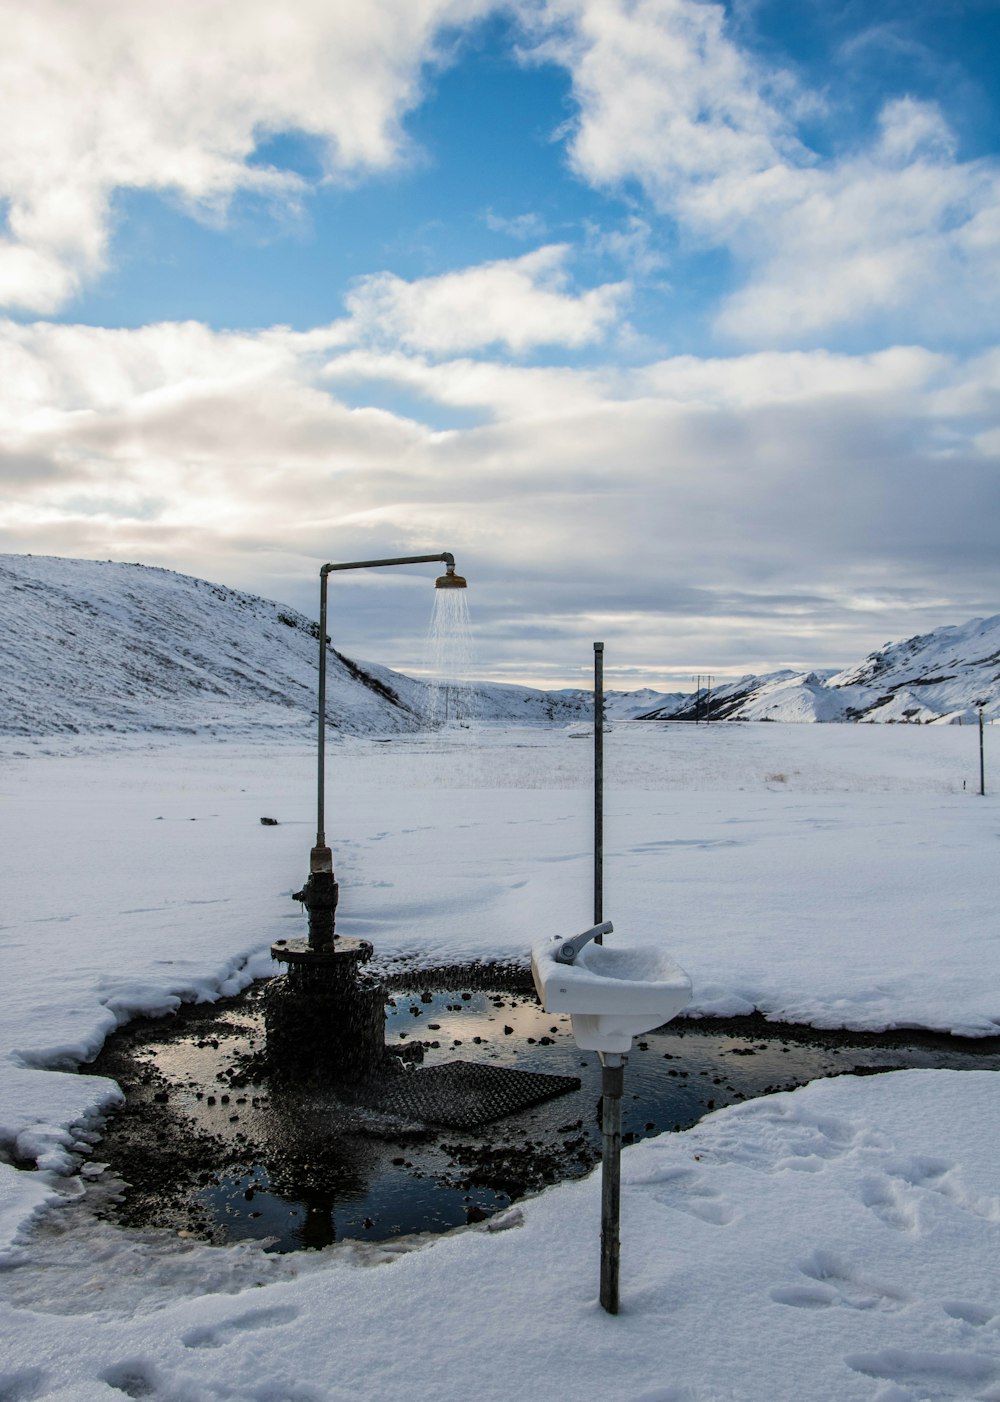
337, 245, 629, 354
322, 347, 612, 419
484, 209, 549, 240
0, 315, 997, 683
585, 215, 665, 277
522, 0, 797, 196
6, 0, 996, 346
0, 0, 496, 311
522, 0, 1000, 343
710, 100, 1000, 341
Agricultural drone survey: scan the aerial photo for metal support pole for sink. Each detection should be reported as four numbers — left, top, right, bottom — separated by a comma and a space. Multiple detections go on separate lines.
600, 1051, 623, 1314
594, 641, 604, 940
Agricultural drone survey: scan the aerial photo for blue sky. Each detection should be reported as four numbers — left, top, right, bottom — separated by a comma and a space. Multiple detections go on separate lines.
0, 0, 998, 688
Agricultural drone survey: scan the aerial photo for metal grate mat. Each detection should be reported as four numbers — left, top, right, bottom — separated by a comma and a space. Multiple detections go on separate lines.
357, 1060, 581, 1128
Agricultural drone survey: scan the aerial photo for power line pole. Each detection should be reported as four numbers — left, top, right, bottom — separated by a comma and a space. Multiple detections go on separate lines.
691, 674, 715, 723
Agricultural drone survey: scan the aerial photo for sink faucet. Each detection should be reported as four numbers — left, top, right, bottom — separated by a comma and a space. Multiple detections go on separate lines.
553, 921, 613, 965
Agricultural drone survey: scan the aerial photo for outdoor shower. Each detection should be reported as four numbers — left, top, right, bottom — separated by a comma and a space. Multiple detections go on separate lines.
265, 552, 580, 1140
280, 551, 465, 961
267, 552, 466, 1081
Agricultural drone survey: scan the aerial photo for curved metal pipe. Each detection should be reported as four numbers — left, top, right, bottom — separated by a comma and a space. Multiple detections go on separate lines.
314, 552, 461, 851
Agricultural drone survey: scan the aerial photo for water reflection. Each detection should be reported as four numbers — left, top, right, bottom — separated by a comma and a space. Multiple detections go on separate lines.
92, 981, 1000, 1253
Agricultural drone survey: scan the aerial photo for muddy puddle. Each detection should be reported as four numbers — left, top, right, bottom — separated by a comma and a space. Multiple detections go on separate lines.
83, 970, 1000, 1251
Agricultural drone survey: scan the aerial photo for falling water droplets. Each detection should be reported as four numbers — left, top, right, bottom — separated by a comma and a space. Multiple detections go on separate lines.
424, 587, 477, 729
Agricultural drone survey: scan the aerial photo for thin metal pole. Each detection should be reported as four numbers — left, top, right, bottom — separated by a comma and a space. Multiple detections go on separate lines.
980, 707, 986, 797
322, 552, 454, 574
594, 642, 604, 937
600, 1056, 623, 1314
316, 571, 329, 848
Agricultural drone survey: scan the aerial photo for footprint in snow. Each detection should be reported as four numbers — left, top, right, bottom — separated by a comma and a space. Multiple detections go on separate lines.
181, 1304, 299, 1350
641, 1168, 736, 1226
899, 1155, 1000, 1223
100, 1360, 161, 1398
845, 1347, 1000, 1398
858, 1175, 921, 1235
943, 1301, 997, 1328
232, 1382, 332, 1402
0, 1369, 47, 1402
859, 1155, 1000, 1235
770, 1248, 908, 1313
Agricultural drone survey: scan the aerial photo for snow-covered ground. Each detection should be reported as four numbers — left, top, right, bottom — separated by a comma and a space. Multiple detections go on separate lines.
1, 722, 998, 1401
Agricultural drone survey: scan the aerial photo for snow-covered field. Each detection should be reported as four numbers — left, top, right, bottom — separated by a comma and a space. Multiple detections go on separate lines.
1, 722, 998, 1401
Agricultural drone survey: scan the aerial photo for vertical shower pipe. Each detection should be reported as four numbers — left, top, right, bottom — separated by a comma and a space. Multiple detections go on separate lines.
311, 552, 458, 888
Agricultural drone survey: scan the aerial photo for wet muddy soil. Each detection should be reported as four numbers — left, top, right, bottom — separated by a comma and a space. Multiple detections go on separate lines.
82, 966, 1000, 1252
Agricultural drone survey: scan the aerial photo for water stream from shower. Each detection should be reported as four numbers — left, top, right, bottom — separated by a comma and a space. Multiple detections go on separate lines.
424, 586, 477, 728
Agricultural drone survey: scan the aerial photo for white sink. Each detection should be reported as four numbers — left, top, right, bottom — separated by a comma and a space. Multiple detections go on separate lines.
531, 937, 692, 1054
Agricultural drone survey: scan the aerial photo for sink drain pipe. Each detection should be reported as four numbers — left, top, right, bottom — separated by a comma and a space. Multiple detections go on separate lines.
553, 918, 624, 1315
599, 1049, 624, 1314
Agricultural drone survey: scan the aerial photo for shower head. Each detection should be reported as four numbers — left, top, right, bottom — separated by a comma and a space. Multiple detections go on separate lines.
435, 563, 467, 589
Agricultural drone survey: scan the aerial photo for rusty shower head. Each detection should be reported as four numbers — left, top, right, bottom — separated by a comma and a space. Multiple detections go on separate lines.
435, 564, 467, 588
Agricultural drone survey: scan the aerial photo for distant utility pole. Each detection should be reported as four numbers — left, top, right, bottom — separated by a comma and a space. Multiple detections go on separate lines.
980, 706, 987, 796
691, 674, 715, 724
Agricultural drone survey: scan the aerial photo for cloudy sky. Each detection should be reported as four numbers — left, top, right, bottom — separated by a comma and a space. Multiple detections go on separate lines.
1, 0, 998, 689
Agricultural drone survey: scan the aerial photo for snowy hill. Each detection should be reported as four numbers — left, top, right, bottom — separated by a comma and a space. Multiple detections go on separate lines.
0, 555, 589, 737
2, 554, 996, 734
827, 614, 1000, 723
637, 618, 1000, 725
638, 669, 850, 724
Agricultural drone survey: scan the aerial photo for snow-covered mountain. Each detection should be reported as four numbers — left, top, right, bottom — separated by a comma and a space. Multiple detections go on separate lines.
0, 555, 588, 737
2, 554, 996, 734
638, 670, 846, 723
827, 615, 1000, 722
553, 686, 685, 720
637, 618, 1000, 725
